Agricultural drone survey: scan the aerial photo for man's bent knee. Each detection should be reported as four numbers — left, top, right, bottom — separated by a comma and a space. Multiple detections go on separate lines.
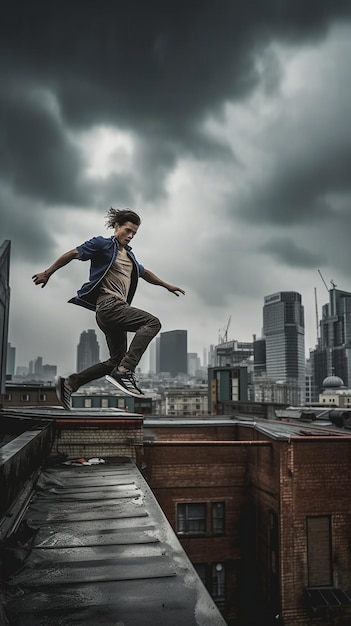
152, 317, 161, 334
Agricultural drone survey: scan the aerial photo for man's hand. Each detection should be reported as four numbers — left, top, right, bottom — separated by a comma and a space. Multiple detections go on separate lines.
32, 271, 50, 288
32, 249, 79, 288
165, 284, 185, 297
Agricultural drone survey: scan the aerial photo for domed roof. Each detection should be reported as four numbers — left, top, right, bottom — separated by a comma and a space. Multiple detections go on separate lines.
322, 375, 344, 389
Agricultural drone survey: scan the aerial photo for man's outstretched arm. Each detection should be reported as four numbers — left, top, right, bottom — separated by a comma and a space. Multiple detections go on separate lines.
32, 248, 79, 288
142, 268, 185, 297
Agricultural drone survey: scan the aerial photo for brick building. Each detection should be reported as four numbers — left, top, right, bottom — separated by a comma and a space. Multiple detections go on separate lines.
142, 415, 351, 625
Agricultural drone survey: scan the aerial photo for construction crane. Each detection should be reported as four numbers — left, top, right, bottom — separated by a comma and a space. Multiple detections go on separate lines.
317, 269, 329, 292
217, 316, 232, 344
222, 315, 231, 343
318, 269, 338, 292
223, 315, 231, 342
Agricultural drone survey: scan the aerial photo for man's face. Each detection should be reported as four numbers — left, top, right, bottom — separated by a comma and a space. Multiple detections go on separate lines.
114, 221, 139, 247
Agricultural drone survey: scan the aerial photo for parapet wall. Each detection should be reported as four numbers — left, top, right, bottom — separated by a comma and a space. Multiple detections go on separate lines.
0, 416, 55, 523
53, 417, 144, 463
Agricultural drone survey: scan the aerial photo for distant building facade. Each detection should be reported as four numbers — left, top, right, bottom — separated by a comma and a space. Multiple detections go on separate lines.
23, 356, 57, 382
208, 365, 248, 414
159, 330, 187, 377
187, 352, 200, 377
254, 291, 306, 404
149, 336, 160, 374
2, 383, 59, 406
160, 387, 208, 416
6, 342, 15, 377
77, 329, 100, 372
318, 375, 351, 408
215, 340, 253, 368
310, 287, 351, 401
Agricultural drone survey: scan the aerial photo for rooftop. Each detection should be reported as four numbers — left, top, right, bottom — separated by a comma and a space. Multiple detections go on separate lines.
1, 453, 226, 626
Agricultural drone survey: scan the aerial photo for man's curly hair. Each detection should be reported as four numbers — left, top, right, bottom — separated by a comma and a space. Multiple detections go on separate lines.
105, 207, 141, 229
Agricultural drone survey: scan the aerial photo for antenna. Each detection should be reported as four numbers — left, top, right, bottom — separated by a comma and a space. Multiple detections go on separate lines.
317, 269, 329, 292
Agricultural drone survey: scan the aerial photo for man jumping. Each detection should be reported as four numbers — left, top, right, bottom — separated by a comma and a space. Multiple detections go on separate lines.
32, 208, 185, 409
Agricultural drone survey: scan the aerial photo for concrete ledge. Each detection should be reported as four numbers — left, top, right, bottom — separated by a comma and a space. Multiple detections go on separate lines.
0, 421, 56, 519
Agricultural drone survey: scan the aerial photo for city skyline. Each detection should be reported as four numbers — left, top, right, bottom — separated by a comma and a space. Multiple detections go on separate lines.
3, 3, 351, 376
7, 283, 337, 377
9, 329, 202, 377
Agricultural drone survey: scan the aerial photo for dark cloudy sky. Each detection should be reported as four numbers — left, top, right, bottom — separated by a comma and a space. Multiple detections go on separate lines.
2, 0, 351, 375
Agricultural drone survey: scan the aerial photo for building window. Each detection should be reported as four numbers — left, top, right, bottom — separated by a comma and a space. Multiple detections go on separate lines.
177, 503, 206, 535
307, 516, 332, 586
212, 563, 225, 599
101, 398, 109, 408
21, 394, 30, 402
39, 393, 47, 402
4, 393, 11, 401
194, 563, 207, 588
84, 398, 92, 408
212, 502, 225, 534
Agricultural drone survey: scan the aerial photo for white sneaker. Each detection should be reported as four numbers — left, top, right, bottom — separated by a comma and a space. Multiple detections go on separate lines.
55, 376, 72, 410
106, 369, 144, 398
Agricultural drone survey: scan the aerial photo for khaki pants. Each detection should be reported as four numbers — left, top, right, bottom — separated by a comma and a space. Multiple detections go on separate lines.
67, 296, 161, 391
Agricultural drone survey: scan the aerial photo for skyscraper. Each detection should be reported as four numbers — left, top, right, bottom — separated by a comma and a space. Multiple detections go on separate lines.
0, 240, 10, 394
77, 329, 100, 372
6, 342, 15, 377
310, 287, 351, 398
159, 330, 187, 377
188, 353, 200, 377
149, 337, 159, 374
34, 356, 43, 378
255, 291, 305, 404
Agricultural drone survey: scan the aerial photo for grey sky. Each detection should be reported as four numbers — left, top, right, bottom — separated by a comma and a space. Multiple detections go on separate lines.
2, 1, 351, 373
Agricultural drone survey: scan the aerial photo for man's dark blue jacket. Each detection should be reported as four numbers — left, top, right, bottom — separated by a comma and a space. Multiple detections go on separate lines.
68, 236, 145, 311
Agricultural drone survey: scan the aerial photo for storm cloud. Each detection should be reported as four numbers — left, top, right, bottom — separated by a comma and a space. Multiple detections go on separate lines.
2, 0, 351, 372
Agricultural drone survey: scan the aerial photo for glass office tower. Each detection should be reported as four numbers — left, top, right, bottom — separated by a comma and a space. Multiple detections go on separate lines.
310, 287, 351, 398
159, 330, 188, 377
263, 292, 305, 402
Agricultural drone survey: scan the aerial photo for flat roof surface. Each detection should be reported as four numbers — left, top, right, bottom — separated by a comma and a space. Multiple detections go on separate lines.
2, 457, 226, 626
236, 416, 351, 439
2, 406, 143, 418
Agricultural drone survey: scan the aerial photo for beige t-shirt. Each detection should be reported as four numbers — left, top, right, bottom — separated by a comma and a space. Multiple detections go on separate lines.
97, 246, 133, 304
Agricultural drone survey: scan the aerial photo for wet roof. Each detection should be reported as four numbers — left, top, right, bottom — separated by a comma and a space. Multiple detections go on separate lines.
2, 457, 226, 626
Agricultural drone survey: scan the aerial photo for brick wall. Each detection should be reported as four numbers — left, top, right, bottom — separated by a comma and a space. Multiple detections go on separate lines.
144, 422, 351, 626
245, 432, 351, 626
143, 440, 250, 624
